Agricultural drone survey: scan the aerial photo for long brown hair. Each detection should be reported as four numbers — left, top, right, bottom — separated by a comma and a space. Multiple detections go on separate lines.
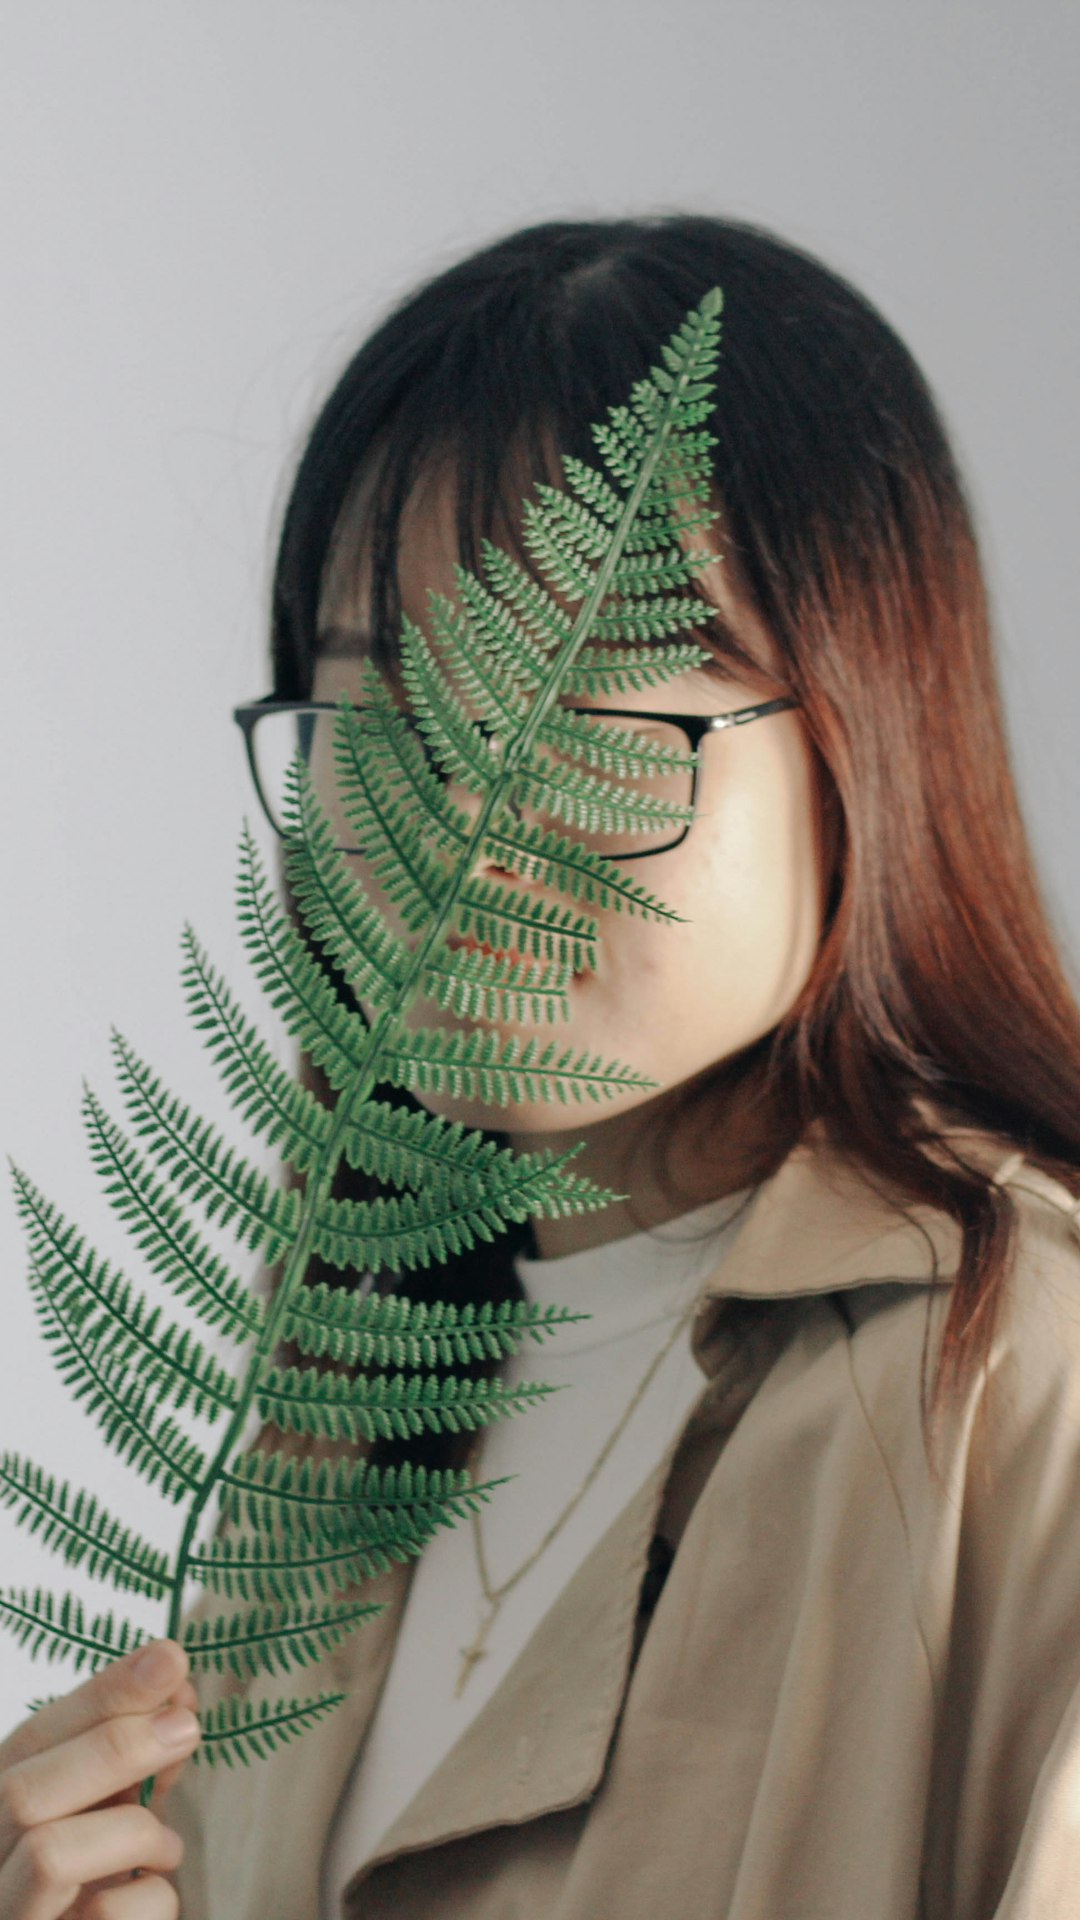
254, 213, 1080, 1483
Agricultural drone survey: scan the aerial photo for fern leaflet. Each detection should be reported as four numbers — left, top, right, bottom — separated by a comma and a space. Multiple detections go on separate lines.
2, 288, 727, 1794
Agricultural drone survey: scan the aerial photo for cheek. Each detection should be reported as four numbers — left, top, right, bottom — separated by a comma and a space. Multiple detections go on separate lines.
700, 752, 824, 1013
622, 746, 825, 1045
308, 730, 827, 1114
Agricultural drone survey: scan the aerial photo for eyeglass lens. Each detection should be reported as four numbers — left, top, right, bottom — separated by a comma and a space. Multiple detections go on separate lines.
250, 707, 699, 860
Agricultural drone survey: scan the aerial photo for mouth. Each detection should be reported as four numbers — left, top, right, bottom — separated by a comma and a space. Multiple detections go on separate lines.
445, 933, 587, 983
446, 934, 519, 965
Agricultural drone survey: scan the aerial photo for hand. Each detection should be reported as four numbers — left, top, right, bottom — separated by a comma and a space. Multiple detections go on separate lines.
0, 1638, 200, 1916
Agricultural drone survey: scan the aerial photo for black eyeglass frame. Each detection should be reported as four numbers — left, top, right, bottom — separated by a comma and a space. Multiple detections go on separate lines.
232, 693, 802, 862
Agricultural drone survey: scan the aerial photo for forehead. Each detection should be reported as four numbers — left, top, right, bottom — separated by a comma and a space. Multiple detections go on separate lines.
317, 453, 787, 698
319, 452, 523, 634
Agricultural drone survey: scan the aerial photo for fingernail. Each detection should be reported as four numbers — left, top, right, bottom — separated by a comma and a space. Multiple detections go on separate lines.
133, 1641, 178, 1689
153, 1706, 199, 1747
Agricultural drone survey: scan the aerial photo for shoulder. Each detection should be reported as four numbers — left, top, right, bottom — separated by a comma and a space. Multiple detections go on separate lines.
980, 1156, 1080, 1454
997, 1153, 1080, 1299
838, 1149, 1080, 1499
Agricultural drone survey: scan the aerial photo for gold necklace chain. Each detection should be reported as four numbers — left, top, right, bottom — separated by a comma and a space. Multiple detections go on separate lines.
454, 1287, 701, 1697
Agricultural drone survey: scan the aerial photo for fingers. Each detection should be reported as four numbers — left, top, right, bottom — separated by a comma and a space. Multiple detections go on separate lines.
79, 1877, 181, 1918
100, 1676, 203, 1813
0, 1800, 182, 1918
0, 1641, 191, 1777
0, 1701, 199, 1859
137, 1677, 201, 1806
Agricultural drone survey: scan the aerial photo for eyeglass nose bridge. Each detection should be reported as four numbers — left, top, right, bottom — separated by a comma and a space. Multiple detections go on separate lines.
233, 692, 803, 861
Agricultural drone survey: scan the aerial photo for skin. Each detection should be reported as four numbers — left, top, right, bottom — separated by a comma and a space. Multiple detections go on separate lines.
313, 462, 840, 1257
0, 480, 833, 1917
0, 473, 835, 1913
0, 1637, 198, 1915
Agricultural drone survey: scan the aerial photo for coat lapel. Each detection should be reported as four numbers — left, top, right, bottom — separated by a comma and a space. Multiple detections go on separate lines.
341, 1433, 680, 1905
335, 1118, 1002, 1903
178, 1548, 414, 1920
211, 1116, 1016, 1916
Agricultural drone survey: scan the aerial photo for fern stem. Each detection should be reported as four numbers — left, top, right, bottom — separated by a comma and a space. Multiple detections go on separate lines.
137, 300, 715, 1808
352, 334, 709, 1040
137, 1024, 395, 1806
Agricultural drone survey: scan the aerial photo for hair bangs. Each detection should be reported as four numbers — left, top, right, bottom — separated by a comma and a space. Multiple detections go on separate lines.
275, 227, 767, 697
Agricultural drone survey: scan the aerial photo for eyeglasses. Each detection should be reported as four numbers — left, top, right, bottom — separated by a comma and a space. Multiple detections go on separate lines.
233, 693, 801, 863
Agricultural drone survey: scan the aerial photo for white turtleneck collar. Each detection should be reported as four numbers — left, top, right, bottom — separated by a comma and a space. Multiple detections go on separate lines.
320, 1181, 757, 1910
513, 1184, 757, 1356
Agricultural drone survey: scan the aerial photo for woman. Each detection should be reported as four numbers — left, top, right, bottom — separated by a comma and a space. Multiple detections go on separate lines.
4, 213, 1080, 1919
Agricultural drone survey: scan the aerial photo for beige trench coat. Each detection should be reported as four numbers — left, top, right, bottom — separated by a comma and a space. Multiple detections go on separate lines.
168, 1119, 1080, 1918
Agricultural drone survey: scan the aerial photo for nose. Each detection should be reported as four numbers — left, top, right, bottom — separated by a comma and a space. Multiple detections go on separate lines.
458, 783, 527, 885
441, 731, 524, 842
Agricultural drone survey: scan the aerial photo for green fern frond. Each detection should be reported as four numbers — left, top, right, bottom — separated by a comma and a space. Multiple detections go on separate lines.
0, 1585, 148, 1671
280, 756, 412, 1006
521, 493, 608, 580
181, 1593, 386, 1682
298, 723, 580, 1002
451, 873, 599, 974
235, 822, 373, 1093
608, 546, 715, 594
477, 541, 574, 651
283, 1280, 589, 1370
216, 1445, 510, 1535
451, 563, 560, 695
399, 611, 514, 794
187, 1690, 351, 1771
180, 923, 333, 1173
337, 1094, 581, 1200
381, 1025, 655, 1107
426, 591, 529, 736
109, 1030, 301, 1259
0, 1454, 172, 1600
24, 1262, 208, 1501
534, 704, 698, 779
327, 678, 466, 907
10, 1165, 239, 1424
307, 1147, 614, 1276
555, 453, 625, 526
559, 639, 711, 697
255, 1361, 561, 1446
421, 937, 572, 1026
527, 485, 617, 561
187, 1507, 443, 1605
478, 816, 685, 919
2, 287, 729, 1809
79, 1084, 264, 1343
213, 1484, 447, 1557
510, 753, 693, 837
578, 594, 716, 645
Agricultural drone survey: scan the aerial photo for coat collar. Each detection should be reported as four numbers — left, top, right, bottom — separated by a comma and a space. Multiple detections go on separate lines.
331, 1116, 1015, 1905
687, 1113, 973, 1372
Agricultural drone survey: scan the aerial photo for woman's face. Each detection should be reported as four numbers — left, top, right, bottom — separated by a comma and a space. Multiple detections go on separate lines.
310, 466, 838, 1163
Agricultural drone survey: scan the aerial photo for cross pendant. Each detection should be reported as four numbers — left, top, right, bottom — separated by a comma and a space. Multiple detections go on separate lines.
455, 1603, 496, 1698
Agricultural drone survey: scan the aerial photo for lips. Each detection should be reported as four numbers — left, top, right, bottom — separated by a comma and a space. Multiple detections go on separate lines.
446, 935, 519, 966
445, 933, 586, 984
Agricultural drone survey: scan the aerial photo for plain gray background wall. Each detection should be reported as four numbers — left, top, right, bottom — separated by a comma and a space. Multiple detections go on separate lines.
1, 0, 1077, 1738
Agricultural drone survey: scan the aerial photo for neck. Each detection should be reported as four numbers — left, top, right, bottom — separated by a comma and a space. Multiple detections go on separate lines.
508, 1062, 798, 1259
